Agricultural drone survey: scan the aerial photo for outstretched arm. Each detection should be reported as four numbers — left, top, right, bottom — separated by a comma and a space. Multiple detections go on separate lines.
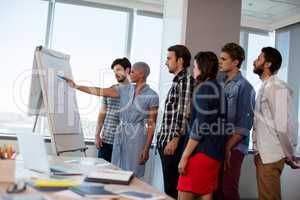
63, 77, 119, 98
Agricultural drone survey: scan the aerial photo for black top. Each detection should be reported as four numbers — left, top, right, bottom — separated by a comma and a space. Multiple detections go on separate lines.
188, 79, 228, 161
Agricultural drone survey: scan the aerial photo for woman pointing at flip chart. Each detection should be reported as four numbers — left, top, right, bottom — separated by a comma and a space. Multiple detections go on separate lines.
63, 62, 159, 178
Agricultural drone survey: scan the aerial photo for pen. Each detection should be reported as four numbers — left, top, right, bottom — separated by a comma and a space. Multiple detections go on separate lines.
7, 144, 13, 159
1, 144, 6, 159
57, 75, 67, 81
11, 152, 17, 160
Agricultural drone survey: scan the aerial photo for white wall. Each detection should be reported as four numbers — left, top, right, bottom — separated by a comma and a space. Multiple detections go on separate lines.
184, 0, 241, 56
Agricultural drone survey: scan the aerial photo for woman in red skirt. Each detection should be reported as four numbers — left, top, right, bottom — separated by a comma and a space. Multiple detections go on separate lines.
177, 51, 227, 200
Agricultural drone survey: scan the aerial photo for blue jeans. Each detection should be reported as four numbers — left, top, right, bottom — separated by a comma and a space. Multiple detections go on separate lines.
97, 142, 113, 162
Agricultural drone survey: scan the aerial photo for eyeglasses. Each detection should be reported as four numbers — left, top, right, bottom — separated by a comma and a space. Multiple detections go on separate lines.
6, 181, 27, 194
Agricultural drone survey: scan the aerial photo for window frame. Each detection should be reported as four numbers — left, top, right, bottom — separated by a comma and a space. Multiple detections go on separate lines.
0, 0, 163, 140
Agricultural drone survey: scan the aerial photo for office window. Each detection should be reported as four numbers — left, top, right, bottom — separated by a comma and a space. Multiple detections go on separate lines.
0, 1, 163, 139
275, 31, 290, 81
245, 32, 275, 92
240, 30, 275, 150
50, 2, 128, 139
0, 0, 48, 134
130, 13, 163, 92
276, 26, 300, 154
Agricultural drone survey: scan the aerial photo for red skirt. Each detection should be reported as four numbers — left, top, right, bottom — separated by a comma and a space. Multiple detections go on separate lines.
177, 153, 221, 195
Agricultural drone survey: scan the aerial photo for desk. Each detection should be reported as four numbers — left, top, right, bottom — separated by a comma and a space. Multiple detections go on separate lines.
0, 156, 173, 200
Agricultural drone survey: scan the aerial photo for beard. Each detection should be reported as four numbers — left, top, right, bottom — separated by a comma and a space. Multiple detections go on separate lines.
167, 65, 176, 74
168, 67, 174, 73
117, 75, 127, 83
253, 65, 264, 76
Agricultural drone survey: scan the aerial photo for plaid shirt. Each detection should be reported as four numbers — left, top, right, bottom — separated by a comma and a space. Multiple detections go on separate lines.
101, 96, 120, 144
157, 69, 194, 148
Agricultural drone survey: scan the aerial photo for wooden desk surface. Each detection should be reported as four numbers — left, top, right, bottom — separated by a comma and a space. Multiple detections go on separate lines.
0, 156, 173, 200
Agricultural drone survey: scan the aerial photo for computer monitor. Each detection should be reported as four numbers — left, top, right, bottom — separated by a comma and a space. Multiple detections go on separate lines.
16, 132, 50, 173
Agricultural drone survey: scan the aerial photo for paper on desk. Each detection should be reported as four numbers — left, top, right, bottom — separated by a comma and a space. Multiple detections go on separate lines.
53, 190, 83, 199
53, 190, 132, 200
95, 162, 117, 169
64, 159, 81, 164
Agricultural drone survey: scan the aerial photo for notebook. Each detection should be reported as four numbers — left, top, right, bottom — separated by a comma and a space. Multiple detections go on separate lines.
119, 191, 153, 198
28, 178, 81, 192
70, 185, 116, 197
1, 196, 46, 200
84, 169, 134, 185
33, 178, 81, 187
118, 191, 165, 200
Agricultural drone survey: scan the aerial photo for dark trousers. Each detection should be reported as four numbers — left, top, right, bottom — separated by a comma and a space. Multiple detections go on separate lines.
214, 149, 244, 200
158, 136, 186, 199
97, 142, 113, 162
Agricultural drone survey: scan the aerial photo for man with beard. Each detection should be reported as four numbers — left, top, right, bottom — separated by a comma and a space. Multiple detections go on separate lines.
95, 57, 131, 162
157, 45, 194, 199
252, 47, 299, 200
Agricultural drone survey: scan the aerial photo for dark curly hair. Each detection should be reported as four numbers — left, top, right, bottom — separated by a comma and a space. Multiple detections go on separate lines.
110, 57, 131, 71
261, 47, 282, 74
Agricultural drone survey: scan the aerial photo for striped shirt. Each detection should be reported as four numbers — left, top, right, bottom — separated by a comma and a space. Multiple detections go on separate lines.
157, 69, 194, 148
101, 96, 120, 144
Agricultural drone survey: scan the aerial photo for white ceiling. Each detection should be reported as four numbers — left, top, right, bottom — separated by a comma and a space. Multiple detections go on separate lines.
241, 0, 300, 30
135, 0, 300, 31
91, 0, 300, 31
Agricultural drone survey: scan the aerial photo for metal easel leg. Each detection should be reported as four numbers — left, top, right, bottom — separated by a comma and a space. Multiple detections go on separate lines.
32, 115, 39, 132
